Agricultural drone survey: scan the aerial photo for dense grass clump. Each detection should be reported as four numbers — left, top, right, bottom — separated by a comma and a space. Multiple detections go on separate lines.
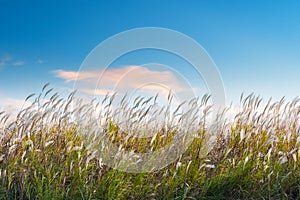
1, 86, 300, 199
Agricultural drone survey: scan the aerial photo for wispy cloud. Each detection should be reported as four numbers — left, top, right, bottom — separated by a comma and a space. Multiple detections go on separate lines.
53, 66, 191, 97
37, 59, 44, 64
0, 54, 25, 67
0, 54, 12, 66
13, 61, 25, 66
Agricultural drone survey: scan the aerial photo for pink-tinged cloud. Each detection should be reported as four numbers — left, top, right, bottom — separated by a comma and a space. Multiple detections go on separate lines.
53, 66, 191, 96
82, 88, 116, 96
53, 69, 97, 83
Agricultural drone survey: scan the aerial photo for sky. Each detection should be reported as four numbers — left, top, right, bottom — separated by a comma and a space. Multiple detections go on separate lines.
1, 0, 300, 111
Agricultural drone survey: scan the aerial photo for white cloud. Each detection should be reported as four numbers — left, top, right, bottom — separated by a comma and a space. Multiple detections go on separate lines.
37, 59, 44, 64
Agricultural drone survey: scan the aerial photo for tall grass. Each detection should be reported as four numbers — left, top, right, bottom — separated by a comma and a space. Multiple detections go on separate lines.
1, 85, 300, 199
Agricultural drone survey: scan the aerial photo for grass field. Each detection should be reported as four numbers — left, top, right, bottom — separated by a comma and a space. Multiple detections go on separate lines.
1, 86, 300, 199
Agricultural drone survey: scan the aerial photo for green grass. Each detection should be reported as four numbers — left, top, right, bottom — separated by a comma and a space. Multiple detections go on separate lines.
1, 86, 300, 199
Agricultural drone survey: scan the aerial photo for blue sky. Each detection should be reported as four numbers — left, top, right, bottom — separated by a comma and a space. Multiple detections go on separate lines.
1, 0, 300, 108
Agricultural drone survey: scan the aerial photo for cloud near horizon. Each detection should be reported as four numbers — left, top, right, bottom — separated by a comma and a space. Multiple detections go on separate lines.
53, 66, 195, 98
0, 97, 31, 114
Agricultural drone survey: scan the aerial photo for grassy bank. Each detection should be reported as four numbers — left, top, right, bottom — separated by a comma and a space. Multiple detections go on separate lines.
1, 87, 300, 199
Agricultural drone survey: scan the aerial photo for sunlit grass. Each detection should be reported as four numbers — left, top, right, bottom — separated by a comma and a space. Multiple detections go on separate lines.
1, 85, 300, 199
